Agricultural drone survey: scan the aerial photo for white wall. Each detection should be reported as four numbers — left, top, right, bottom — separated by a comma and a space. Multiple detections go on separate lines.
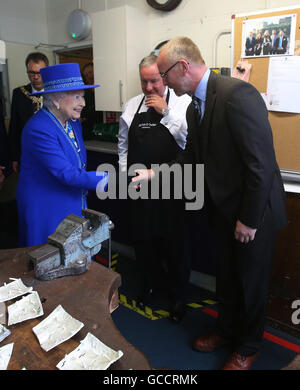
147, 0, 300, 68
0, 0, 48, 45
45, 0, 133, 45
1, 0, 300, 54
6, 43, 54, 98
44, 0, 300, 68
44, 0, 149, 45
2, 0, 300, 99
0, 0, 52, 100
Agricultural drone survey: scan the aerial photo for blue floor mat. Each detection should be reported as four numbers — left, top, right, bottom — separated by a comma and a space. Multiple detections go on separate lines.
112, 303, 299, 370
110, 256, 300, 371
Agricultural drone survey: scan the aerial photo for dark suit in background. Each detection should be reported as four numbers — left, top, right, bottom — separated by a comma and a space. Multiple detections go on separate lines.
270, 32, 278, 54
8, 52, 48, 172
0, 97, 16, 250
8, 83, 38, 164
80, 88, 103, 140
0, 98, 11, 177
274, 35, 288, 54
245, 35, 256, 56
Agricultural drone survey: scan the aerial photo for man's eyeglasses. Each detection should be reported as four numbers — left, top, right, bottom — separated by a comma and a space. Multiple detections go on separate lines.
159, 61, 179, 79
27, 71, 41, 76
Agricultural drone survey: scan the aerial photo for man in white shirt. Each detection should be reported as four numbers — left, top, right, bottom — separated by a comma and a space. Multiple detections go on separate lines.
118, 54, 191, 322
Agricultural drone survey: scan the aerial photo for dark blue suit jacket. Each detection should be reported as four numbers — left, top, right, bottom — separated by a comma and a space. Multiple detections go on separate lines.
8, 83, 36, 162
179, 71, 287, 230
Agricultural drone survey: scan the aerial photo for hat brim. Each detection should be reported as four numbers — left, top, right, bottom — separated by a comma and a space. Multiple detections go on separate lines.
29, 84, 100, 96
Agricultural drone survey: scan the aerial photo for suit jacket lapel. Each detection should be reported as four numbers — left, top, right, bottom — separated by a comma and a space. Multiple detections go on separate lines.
186, 102, 201, 162
26, 83, 32, 93
22, 84, 40, 114
200, 71, 217, 160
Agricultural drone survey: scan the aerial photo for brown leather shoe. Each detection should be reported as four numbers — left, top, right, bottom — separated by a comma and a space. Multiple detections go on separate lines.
192, 332, 229, 352
222, 352, 259, 370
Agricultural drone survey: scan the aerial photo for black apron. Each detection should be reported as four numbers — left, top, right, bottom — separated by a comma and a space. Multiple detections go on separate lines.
127, 91, 183, 240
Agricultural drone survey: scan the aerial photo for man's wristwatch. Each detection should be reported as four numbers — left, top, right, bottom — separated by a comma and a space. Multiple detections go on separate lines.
162, 107, 170, 117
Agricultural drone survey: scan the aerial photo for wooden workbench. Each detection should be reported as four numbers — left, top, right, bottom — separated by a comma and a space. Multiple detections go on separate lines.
0, 246, 152, 370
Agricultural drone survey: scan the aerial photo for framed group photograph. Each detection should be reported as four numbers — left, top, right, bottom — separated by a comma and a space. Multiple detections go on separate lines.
241, 13, 297, 58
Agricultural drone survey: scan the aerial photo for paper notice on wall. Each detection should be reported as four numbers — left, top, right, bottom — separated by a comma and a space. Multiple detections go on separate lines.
232, 60, 252, 82
266, 56, 300, 114
261, 92, 275, 111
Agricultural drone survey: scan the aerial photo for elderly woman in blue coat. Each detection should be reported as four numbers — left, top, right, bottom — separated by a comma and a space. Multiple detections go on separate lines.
17, 63, 108, 247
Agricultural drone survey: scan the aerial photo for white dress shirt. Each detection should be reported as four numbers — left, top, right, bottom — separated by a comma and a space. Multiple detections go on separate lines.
118, 87, 191, 172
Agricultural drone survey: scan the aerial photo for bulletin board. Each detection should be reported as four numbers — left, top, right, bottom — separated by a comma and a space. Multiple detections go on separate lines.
232, 6, 300, 172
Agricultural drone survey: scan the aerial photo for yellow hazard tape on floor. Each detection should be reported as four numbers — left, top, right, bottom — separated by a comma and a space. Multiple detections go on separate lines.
187, 303, 203, 309
111, 256, 118, 271
115, 257, 218, 319
118, 294, 218, 321
203, 299, 218, 305
119, 294, 169, 320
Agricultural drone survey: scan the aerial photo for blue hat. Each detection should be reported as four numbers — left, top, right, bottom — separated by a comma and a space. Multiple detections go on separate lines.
30, 62, 99, 95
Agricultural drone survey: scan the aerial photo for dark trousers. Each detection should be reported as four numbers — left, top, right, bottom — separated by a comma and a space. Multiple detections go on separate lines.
213, 205, 276, 356
134, 230, 190, 302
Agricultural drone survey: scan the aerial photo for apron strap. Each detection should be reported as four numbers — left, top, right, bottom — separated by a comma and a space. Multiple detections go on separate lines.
136, 96, 146, 115
166, 88, 170, 105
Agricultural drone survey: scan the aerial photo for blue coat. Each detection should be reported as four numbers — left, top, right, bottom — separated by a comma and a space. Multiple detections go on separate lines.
17, 108, 107, 247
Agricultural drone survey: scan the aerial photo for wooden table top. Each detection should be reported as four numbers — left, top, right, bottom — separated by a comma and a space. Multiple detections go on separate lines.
0, 246, 152, 370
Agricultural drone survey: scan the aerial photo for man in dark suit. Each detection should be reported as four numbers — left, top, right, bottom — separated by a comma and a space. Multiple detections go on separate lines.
274, 30, 288, 54
133, 37, 287, 370
80, 62, 103, 140
8, 52, 49, 173
270, 29, 278, 54
245, 31, 256, 56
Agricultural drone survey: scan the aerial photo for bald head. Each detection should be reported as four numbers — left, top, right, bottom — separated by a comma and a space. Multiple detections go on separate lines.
159, 37, 205, 66
157, 37, 207, 96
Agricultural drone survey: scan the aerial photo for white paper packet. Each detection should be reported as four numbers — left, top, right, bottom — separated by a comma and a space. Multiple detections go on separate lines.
56, 332, 123, 370
0, 278, 33, 303
32, 305, 84, 352
8, 291, 44, 326
0, 343, 13, 370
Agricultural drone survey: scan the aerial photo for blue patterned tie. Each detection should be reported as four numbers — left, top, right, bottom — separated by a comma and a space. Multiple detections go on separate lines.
192, 96, 202, 126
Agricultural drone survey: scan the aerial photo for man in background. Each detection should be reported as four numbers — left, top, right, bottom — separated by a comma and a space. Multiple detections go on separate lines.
270, 29, 278, 55
82, 62, 95, 85
8, 52, 49, 173
275, 30, 288, 54
0, 97, 16, 249
245, 31, 256, 56
81, 62, 103, 139
0, 97, 10, 189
